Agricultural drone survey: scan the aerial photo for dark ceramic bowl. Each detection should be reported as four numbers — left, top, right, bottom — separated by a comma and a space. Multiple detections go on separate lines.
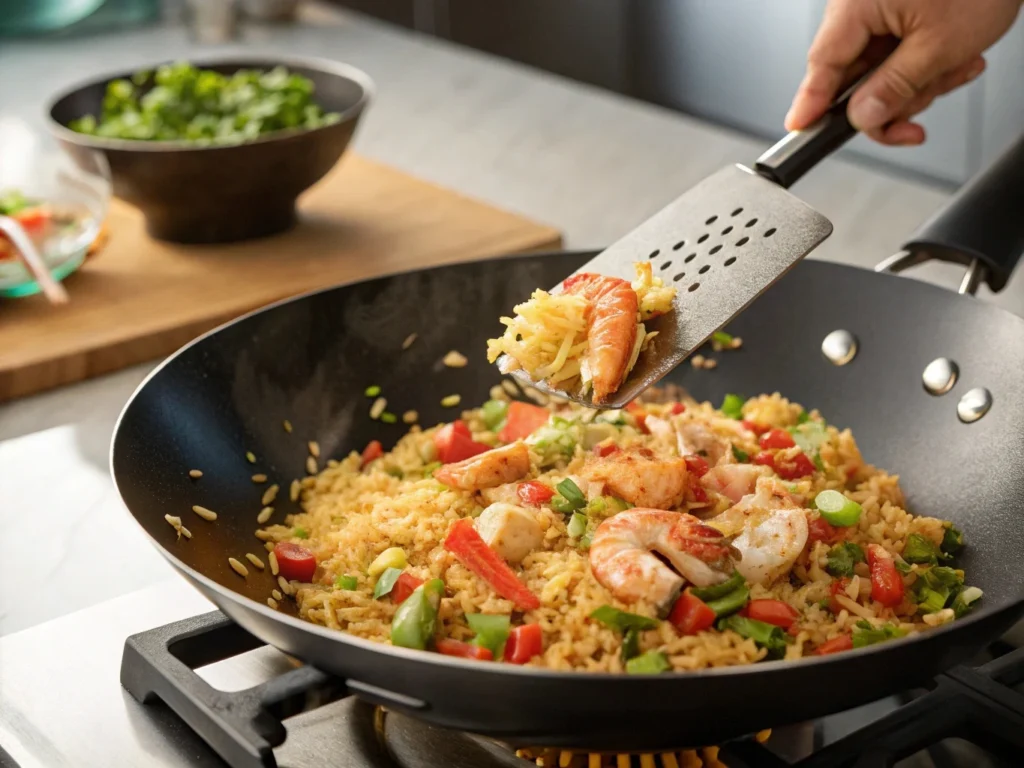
46, 56, 373, 244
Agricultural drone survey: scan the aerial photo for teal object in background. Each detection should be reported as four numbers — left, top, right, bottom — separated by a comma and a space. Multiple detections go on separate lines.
0, 0, 159, 36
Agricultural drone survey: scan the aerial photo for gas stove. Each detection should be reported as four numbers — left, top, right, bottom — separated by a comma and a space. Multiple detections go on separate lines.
117, 611, 1024, 768
2, 579, 1023, 768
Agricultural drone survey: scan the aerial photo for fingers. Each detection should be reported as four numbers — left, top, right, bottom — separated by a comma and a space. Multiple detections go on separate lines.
847, 32, 969, 131
785, 0, 870, 130
860, 56, 986, 146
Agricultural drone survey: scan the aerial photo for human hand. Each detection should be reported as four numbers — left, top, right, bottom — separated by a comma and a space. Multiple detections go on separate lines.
786, 0, 1022, 145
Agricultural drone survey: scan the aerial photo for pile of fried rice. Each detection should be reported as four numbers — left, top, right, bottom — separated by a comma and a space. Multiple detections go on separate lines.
255, 386, 975, 673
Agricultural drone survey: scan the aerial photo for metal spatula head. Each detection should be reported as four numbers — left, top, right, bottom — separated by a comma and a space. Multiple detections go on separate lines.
505, 90, 860, 409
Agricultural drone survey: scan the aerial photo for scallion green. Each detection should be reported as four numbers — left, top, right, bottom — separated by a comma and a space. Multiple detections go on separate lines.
335, 574, 358, 590
590, 605, 659, 633
720, 394, 745, 420
364, 385, 381, 397
732, 445, 749, 463
555, 478, 586, 510
567, 511, 588, 539
851, 620, 906, 648
813, 490, 862, 527
902, 533, 940, 565
481, 400, 509, 431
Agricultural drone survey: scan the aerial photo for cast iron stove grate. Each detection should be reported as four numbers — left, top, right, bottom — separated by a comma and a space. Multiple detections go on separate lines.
120, 611, 1024, 768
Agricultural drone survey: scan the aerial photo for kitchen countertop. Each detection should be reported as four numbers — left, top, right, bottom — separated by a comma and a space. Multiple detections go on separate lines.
1, 3, 1022, 639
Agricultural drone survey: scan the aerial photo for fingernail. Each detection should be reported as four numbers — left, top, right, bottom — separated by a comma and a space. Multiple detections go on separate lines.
849, 96, 890, 131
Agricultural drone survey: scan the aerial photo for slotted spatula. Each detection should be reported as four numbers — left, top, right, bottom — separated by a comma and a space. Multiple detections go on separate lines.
505, 89, 861, 409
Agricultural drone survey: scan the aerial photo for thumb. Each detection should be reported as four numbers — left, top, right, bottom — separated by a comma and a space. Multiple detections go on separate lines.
848, 35, 956, 131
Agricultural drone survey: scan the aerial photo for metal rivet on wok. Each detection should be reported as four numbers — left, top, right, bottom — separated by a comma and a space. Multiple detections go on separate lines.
922, 358, 959, 396
821, 330, 858, 366
957, 387, 992, 423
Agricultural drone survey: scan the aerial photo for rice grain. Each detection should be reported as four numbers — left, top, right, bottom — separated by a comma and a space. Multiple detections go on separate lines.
370, 398, 387, 420
257, 506, 274, 524
262, 484, 280, 506
443, 350, 468, 368
228, 557, 249, 577
192, 505, 218, 522
251, 473, 268, 483
278, 575, 293, 596
308, 441, 321, 458
290, 479, 301, 502
269, 551, 280, 575
245, 553, 266, 570
402, 333, 417, 350
402, 410, 419, 424
246, 451, 257, 464
272, 589, 283, 601
267, 597, 279, 609
306, 456, 318, 475
440, 394, 461, 408
283, 419, 293, 433
189, 469, 203, 479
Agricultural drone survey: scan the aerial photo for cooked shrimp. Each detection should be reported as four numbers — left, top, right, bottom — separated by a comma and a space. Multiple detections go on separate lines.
562, 273, 639, 403
589, 508, 733, 610
581, 446, 688, 510
707, 476, 809, 586
434, 442, 530, 491
701, 464, 772, 503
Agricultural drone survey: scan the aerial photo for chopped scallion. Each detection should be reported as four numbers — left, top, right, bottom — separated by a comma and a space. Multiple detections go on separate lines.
718, 615, 787, 656
813, 490, 862, 527
720, 393, 745, 420
941, 524, 964, 556
731, 445, 749, 463
712, 331, 734, 346
690, 571, 746, 602
851, 620, 906, 648
380, 412, 398, 424
481, 400, 509, 431
335, 574, 358, 590
567, 511, 588, 539
555, 478, 586, 510
951, 586, 983, 618
825, 541, 865, 578
292, 527, 309, 539
364, 385, 381, 397
590, 605, 659, 633
902, 533, 940, 565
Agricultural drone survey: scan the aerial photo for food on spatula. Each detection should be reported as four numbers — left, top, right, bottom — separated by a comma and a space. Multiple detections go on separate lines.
249, 387, 978, 672
486, 262, 676, 403
0, 189, 94, 264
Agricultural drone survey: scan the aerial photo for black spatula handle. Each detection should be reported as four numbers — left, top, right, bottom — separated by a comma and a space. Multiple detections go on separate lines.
901, 133, 1024, 293
753, 87, 858, 190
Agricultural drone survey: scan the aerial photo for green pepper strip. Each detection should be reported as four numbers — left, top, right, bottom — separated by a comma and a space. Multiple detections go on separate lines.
390, 579, 444, 650
689, 571, 745, 602
704, 585, 750, 617
625, 650, 670, 675
719, 614, 787, 656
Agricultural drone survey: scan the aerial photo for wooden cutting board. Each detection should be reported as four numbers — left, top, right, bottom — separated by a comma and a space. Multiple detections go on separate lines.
0, 154, 561, 403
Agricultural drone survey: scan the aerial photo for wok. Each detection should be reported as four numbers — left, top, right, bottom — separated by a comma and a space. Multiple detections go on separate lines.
112, 134, 1024, 752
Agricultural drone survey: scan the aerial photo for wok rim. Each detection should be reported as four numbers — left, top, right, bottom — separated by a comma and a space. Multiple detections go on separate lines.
109, 250, 1024, 684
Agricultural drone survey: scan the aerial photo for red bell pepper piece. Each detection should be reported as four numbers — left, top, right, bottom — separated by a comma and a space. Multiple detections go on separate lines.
273, 542, 317, 583
434, 421, 491, 464
517, 481, 555, 505
683, 454, 710, 478
444, 519, 540, 610
669, 589, 716, 635
504, 624, 544, 664
361, 440, 384, 467
741, 420, 769, 436
670, 402, 686, 415
436, 638, 494, 661
759, 429, 796, 450
593, 442, 620, 458
815, 634, 854, 655
775, 451, 816, 480
391, 572, 424, 605
867, 545, 905, 607
742, 599, 799, 630
809, 516, 842, 545
498, 402, 549, 443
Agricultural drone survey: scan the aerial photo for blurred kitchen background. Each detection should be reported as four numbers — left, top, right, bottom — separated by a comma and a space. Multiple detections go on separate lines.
4, 0, 1021, 188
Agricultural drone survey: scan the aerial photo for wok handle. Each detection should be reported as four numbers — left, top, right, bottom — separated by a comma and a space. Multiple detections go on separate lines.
753, 85, 858, 189
898, 132, 1024, 294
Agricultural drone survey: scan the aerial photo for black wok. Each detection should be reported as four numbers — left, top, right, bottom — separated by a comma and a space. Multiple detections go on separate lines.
111, 135, 1024, 752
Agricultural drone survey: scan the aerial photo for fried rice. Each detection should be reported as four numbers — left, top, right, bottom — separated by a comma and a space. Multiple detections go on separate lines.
256, 388, 977, 672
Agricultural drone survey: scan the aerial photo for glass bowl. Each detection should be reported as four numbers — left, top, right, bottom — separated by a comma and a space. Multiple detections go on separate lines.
0, 117, 110, 298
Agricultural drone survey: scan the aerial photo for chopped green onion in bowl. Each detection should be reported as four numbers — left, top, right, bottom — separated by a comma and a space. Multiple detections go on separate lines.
813, 490, 862, 527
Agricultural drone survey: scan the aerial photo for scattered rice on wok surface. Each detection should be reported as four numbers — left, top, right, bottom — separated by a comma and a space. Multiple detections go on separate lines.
256, 387, 976, 673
